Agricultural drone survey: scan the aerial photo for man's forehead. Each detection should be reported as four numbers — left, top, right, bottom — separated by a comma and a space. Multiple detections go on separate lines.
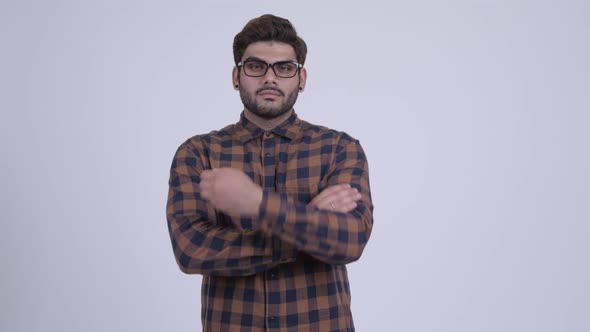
242, 41, 296, 61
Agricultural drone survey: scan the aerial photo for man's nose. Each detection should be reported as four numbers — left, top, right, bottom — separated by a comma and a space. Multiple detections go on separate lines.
262, 65, 279, 83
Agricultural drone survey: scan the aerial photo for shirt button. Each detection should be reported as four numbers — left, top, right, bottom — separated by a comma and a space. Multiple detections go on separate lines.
264, 131, 272, 137
264, 152, 272, 157
269, 268, 278, 279
269, 316, 276, 321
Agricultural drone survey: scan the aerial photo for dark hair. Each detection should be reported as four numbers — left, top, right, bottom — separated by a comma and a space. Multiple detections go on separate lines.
233, 14, 307, 66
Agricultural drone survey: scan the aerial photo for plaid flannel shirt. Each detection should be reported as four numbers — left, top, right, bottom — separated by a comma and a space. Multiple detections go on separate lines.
166, 111, 374, 331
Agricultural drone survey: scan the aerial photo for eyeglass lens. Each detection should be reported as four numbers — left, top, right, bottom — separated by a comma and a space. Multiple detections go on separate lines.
243, 61, 298, 78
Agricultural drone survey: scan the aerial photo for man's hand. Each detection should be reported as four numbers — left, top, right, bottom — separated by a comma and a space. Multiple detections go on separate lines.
309, 184, 362, 213
199, 168, 263, 216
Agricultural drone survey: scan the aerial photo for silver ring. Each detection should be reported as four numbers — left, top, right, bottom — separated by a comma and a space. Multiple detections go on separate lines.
329, 202, 336, 210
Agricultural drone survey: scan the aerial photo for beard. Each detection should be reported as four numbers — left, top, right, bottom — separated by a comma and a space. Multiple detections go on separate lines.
239, 85, 299, 119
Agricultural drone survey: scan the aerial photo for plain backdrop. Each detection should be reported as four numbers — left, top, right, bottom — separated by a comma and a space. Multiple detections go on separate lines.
1, 1, 588, 331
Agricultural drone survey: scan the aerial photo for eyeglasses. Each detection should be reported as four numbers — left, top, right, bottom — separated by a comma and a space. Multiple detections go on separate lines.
237, 60, 303, 78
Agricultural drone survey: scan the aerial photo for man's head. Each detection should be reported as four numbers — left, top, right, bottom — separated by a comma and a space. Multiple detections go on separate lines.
232, 14, 308, 119
233, 14, 307, 66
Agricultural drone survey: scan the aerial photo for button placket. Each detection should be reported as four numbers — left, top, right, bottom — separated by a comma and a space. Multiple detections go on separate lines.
262, 132, 282, 329
261, 133, 276, 189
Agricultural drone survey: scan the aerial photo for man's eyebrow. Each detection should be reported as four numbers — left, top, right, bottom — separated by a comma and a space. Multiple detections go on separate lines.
243, 56, 265, 62
243, 56, 296, 63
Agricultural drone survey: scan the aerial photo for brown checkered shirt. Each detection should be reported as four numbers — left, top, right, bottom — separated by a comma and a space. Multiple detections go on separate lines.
166, 111, 374, 331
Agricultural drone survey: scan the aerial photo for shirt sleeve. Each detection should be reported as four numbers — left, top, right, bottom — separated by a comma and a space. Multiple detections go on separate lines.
256, 136, 374, 265
166, 139, 296, 277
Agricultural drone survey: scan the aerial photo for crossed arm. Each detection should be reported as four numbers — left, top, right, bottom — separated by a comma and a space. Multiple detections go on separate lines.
167, 139, 373, 276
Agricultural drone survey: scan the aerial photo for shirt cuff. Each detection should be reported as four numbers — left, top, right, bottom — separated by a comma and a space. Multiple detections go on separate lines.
258, 190, 297, 264
257, 189, 286, 232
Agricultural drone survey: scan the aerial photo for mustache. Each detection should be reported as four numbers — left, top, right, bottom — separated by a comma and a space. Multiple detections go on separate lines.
256, 87, 285, 96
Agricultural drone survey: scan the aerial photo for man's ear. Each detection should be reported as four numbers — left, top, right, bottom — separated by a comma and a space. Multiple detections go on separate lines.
232, 66, 239, 89
298, 67, 308, 91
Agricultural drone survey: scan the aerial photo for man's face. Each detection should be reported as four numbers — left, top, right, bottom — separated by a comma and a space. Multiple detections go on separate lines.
233, 41, 307, 119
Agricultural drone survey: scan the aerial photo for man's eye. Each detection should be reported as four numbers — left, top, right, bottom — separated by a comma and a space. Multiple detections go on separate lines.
277, 63, 295, 72
247, 62, 264, 70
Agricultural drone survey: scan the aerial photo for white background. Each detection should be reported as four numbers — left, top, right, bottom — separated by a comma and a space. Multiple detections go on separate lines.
1, 1, 588, 331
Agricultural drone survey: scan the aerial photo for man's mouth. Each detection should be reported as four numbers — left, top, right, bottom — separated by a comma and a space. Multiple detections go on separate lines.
257, 88, 283, 97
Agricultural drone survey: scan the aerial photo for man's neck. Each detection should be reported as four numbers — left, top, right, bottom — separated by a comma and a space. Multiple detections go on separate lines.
244, 109, 293, 131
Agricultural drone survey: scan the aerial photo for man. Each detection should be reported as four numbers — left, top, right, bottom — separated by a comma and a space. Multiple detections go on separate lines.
166, 14, 374, 331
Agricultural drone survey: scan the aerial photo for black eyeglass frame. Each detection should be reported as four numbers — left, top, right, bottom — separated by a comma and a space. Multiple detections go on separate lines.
237, 60, 303, 78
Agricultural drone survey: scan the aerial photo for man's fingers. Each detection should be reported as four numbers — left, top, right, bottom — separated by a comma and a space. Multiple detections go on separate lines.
199, 181, 211, 200
309, 184, 363, 213
313, 184, 352, 205
328, 187, 360, 205
200, 168, 218, 178
199, 170, 217, 200
326, 200, 357, 213
322, 183, 351, 195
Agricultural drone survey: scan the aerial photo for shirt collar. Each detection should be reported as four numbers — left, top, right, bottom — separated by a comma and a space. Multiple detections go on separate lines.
234, 110, 301, 143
